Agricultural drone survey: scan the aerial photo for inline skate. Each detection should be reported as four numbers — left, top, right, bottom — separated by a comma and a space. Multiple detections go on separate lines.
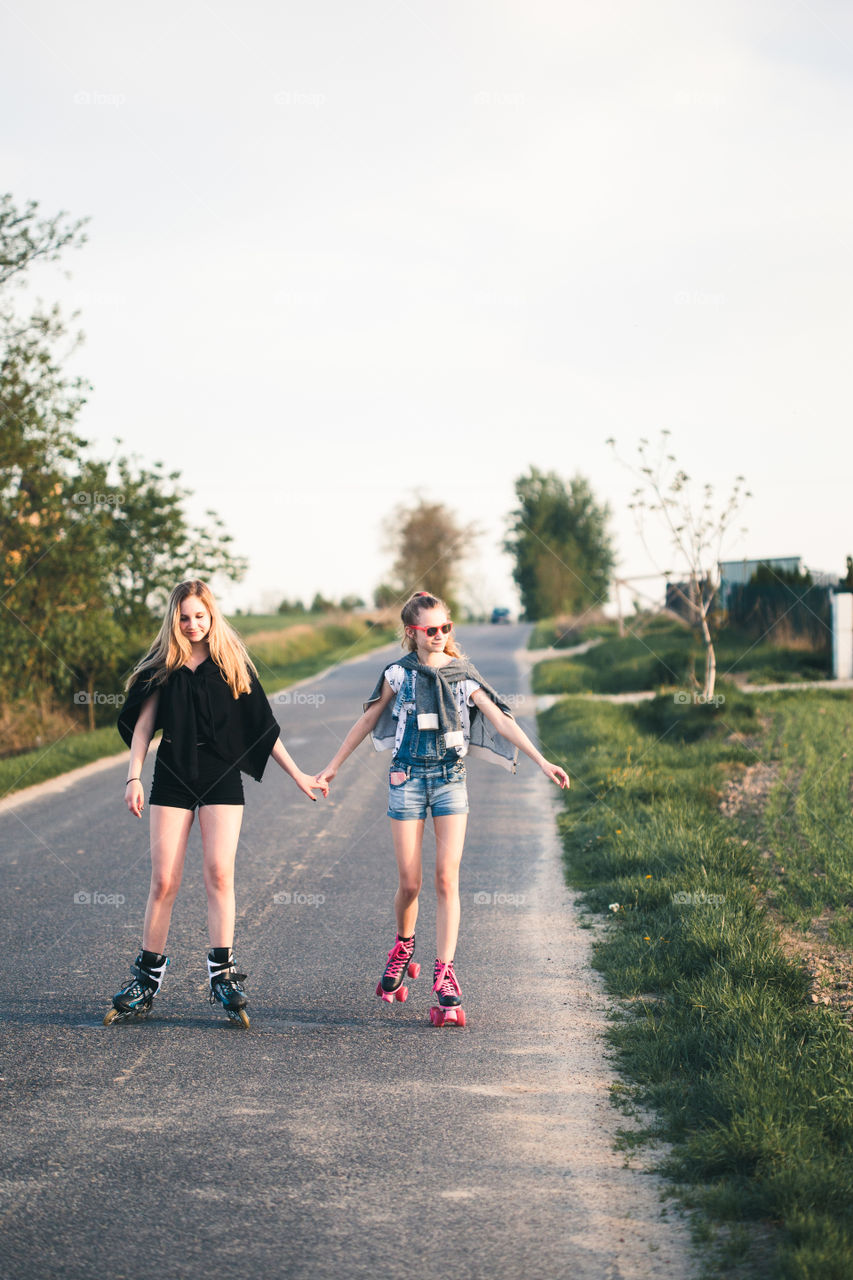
104, 951, 170, 1025
208, 949, 250, 1028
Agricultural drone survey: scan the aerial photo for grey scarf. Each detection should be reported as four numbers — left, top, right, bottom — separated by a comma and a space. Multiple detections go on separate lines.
363, 650, 519, 772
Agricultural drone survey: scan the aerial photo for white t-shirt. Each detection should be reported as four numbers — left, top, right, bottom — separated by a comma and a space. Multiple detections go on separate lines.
384, 665, 481, 757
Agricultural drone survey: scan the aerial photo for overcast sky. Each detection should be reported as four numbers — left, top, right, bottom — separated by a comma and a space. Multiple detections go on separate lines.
3, 1, 851, 615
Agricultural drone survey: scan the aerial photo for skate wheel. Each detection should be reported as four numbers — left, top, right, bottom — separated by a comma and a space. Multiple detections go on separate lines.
429, 1006, 466, 1028
396, 986, 408, 1002
103, 1007, 119, 1026
237, 1009, 250, 1029
408, 962, 421, 980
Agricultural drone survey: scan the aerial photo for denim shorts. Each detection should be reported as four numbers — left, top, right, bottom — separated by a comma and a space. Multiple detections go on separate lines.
387, 760, 469, 820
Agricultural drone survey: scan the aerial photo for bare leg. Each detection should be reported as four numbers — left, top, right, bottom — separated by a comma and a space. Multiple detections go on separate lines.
389, 818, 425, 938
142, 805, 195, 953
198, 804, 244, 948
433, 813, 468, 961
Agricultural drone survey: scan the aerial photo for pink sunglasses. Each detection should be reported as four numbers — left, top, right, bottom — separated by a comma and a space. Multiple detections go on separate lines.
408, 622, 453, 637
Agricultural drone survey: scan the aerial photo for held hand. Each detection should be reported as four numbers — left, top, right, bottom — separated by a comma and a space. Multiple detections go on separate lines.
541, 761, 570, 789
315, 766, 336, 787
294, 770, 329, 801
125, 780, 144, 818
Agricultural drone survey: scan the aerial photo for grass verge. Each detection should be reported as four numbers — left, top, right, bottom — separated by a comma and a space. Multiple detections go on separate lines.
532, 618, 831, 695
540, 682, 853, 1278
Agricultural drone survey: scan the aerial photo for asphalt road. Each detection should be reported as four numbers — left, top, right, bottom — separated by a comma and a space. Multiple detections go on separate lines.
0, 624, 694, 1280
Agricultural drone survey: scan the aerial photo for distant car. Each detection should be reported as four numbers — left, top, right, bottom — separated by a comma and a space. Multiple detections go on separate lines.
490, 607, 512, 624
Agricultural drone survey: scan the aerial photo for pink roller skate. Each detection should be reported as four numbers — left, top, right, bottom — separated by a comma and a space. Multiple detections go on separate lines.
376, 934, 421, 1004
429, 959, 466, 1028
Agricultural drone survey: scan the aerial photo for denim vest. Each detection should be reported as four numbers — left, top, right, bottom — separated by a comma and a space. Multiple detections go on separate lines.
392, 669, 459, 766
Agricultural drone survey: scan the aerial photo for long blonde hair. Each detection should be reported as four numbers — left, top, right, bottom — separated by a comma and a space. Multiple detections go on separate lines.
125, 579, 257, 698
400, 591, 463, 658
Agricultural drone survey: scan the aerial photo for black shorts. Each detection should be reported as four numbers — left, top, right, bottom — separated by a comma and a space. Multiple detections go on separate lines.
149, 741, 244, 810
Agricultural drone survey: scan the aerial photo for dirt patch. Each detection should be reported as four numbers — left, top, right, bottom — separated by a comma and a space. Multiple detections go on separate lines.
775, 916, 853, 1022
719, 758, 853, 1025
718, 760, 781, 820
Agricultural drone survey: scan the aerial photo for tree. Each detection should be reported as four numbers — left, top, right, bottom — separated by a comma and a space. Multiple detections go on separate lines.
607, 431, 750, 700
277, 597, 306, 614
97, 453, 248, 630
382, 499, 478, 613
373, 583, 398, 609
503, 467, 614, 620
0, 193, 88, 346
309, 593, 335, 614
0, 193, 248, 735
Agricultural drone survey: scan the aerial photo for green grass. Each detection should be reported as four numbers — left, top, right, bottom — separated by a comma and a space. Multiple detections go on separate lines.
542, 683, 853, 1278
527, 617, 617, 648
737, 693, 853, 948
0, 619, 395, 800
532, 619, 831, 695
225, 610, 330, 636
245, 619, 395, 689
0, 725, 130, 799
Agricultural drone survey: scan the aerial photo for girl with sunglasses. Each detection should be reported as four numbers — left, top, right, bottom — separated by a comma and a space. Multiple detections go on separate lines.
316, 591, 568, 1026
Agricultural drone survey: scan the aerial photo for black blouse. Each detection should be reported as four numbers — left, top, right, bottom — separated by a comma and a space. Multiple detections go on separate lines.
117, 656, 281, 783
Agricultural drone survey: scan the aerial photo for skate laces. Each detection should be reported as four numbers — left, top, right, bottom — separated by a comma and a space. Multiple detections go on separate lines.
384, 937, 414, 980
209, 968, 246, 1005
432, 960, 460, 998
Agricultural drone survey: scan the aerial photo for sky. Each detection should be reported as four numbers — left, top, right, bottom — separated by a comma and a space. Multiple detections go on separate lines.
3, 0, 851, 616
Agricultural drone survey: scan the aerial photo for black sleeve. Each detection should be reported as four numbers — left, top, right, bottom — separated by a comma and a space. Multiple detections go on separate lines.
232, 672, 281, 783
117, 669, 164, 749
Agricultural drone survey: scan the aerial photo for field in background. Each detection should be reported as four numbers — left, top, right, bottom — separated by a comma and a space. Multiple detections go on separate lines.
531, 615, 831, 693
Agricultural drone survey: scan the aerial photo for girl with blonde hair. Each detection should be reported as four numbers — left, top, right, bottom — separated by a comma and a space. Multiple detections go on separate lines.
106, 579, 327, 1028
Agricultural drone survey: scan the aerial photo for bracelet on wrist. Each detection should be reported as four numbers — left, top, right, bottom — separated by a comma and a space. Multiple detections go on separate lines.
125, 777, 140, 784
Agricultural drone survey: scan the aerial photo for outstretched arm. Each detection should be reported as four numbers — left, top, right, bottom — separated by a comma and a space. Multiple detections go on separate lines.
271, 738, 329, 801
316, 679, 395, 784
470, 689, 569, 789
